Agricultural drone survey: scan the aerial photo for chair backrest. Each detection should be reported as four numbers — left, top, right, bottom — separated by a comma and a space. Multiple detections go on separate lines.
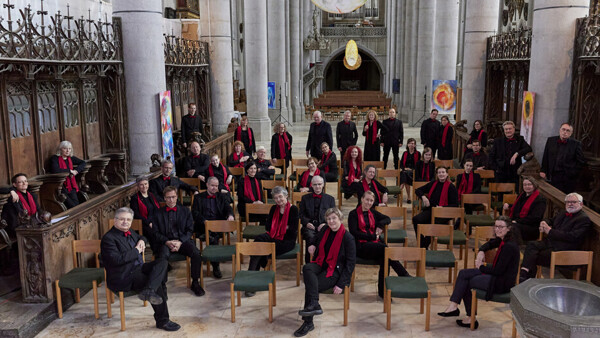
411, 181, 429, 214
550, 251, 593, 281
503, 194, 518, 205
235, 242, 276, 272
270, 159, 286, 177
384, 247, 426, 278
434, 159, 453, 169
489, 183, 515, 194
475, 169, 495, 180
245, 203, 274, 226
292, 191, 310, 207
229, 167, 245, 177
472, 226, 495, 264
72, 239, 101, 268
431, 207, 464, 231
461, 194, 491, 213
262, 180, 286, 200
417, 223, 453, 248
109, 219, 143, 236
178, 177, 201, 204
375, 206, 407, 230
205, 220, 242, 245
378, 169, 400, 185
291, 158, 308, 172
448, 169, 463, 181
363, 161, 384, 170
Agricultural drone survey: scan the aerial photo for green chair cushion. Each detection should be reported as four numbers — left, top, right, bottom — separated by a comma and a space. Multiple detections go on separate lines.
490, 201, 504, 210
425, 250, 456, 268
181, 196, 192, 206
474, 288, 510, 304
356, 256, 379, 265
380, 229, 407, 243
273, 174, 286, 181
386, 186, 402, 195
233, 270, 276, 292
277, 243, 300, 260
480, 187, 489, 194
242, 225, 266, 239
438, 230, 467, 245
289, 176, 297, 181
202, 245, 235, 262
385, 276, 429, 298
58, 268, 105, 290
465, 214, 495, 227
168, 253, 187, 262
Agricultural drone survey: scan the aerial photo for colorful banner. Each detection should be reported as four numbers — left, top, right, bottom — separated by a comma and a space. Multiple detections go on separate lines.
268, 81, 276, 109
521, 91, 535, 144
159, 91, 174, 164
431, 80, 457, 115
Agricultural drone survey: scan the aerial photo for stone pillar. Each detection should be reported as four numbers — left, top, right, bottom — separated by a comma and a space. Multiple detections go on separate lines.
402, 0, 417, 113
113, 0, 164, 175
529, 0, 588, 159
412, 0, 436, 126
461, 0, 498, 125
244, 0, 271, 142
267, 0, 290, 122
199, 0, 235, 136
290, 0, 301, 122
432, 0, 459, 121
394, 0, 404, 109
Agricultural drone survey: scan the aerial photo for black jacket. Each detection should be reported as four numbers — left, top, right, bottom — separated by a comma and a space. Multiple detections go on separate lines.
336, 121, 358, 150
265, 205, 299, 242
455, 172, 482, 194
255, 159, 276, 180
400, 150, 420, 170
129, 192, 160, 229
306, 121, 333, 158
101, 227, 149, 292
203, 164, 233, 192
478, 238, 519, 300
348, 208, 391, 243
191, 192, 234, 232
352, 179, 388, 206
1, 189, 40, 236
227, 151, 251, 168
181, 114, 203, 144
299, 193, 336, 228
546, 210, 591, 251
183, 154, 210, 178
236, 176, 264, 216
381, 118, 404, 146
235, 127, 256, 154
270, 132, 293, 160
152, 204, 194, 246
420, 118, 440, 147
415, 161, 435, 182
540, 136, 585, 180
461, 151, 489, 169
488, 135, 532, 173
49, 155, 86, 191
319, 151, 338, 174
149, 175, 198, 201
362, 120, 385, 145
415, 180, 459, 209
437, 125, 454, 160
312, 227, 356, 289
467, 129, 488, 148
507, 193, 546, 226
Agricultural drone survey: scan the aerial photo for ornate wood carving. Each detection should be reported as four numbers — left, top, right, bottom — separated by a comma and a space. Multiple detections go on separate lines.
100, 152, 127, 185
86, 157, 109, 194
21, 236, 47, 302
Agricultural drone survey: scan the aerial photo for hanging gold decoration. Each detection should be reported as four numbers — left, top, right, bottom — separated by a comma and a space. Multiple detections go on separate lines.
311, 0, 367, 14
344, 54, 362, 70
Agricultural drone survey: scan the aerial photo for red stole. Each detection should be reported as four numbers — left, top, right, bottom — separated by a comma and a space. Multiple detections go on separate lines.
269, 202, 291, 240
236, 126, 253, 147
233, 152, 243, 167
321, 151, 332, 173
362, 179, 381, 202
59, 156, 79, 192
477, 129, 485, 141
313, 225, 346, 277
457, 172, 474, 199
356, 205, 377, 243
137, 193, 160, 220
16, 191, 36, 216
278, 133, 291, 158
421, 162, 431, 181
347, 161, 360, 186
369, 121, 378, 144
441, 124, 451, 147
208, 163, 230, 191
244, 176, 261, 202
492, 241, 505, 267
510, 190, 540, 219
427, 180, 451, 206
301, 169, 320, 188
402, 151, 419, 168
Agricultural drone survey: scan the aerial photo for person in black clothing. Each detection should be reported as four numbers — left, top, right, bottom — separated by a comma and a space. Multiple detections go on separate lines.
271, 123, 293, 169
399, 138, 420, 203
420, 109, 440, 159
181, 103, 203, 148
234, 116, 256, 155
204, 154, 233, 194
415, 147, 435, 182
299, 176, 336, 261
101, 207, 180, 331
336, 110, 358, 162
318, 142, 338, 182
255, 146, 276, 181
460, 140, 488, 170
183, 141, 209, 179
295, 208, 355, 337
520, 193, 591, 282
456, 159, 482, 214
130, 177, 160, 244
1, 173, 41, 238
464, 120, 487, 155
49, 140, 86, 209
296, 157, 323, 192
192, 177, 235, 279
227, 141, 251, 169
362, 110, 385, 161
306, 111, 333, 158
381, 109, 404, 169
348, 191, 410, 298
502, 177, 546, 243
153, 186, 205, 296
236, 162, 265, 223
149, 160, 198, 201
438, 216, 519, 330
351, 165, 389, 206
412, 166, 459, 249
540, 123, 586, 194
488, 121, 532, 187
437, 115, 454, 160
342, 146, 362, 199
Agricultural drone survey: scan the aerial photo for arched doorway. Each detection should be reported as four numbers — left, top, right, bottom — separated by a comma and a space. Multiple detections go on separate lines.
324, 50, 381, 91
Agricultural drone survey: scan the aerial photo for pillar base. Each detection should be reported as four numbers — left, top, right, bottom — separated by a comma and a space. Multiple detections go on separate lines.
248, 116, 272, 143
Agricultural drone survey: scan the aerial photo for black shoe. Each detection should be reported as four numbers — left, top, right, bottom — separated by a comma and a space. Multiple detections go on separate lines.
519, 272, 530, 284
293, 321, 315, 337
438, 309, 460, 317
406, 200, 411, 204
191, 282, 205, 297
138, 288, 163, 305
245, 291, 256, 297
298, 303, 323, 317
157, 320, 181, 331
456, 319, 478, 329
212, 264, 222, 279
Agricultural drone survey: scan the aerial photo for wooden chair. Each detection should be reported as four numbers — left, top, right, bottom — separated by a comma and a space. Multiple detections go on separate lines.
293, 168, 310, 191
447, 169, 463, 182
275, 221, 302, 286
310, 250, 351, 326
201, 220, 241, 286
499, 193, 518, 217
55, 240, 105, 319
229, 167, 245, 210
467, 226, 495, 268
462, 194, 494, 250
363, 161, 384, 170
243, 203, 273, 241
337, 166, 343, 208
411, 181, 429, 216
291, 191, 310, 207
489, 183, 515, 215
262, 180, 286, 203
475, 169, 495, 193
383, 247, 430, 331
179, 177, 201, 207
378, 169, 402, 206
270, 158, 287, 183
431, 207, 466, 262
537, 251, 594, 281
288, 158, 308, 187
375, 206, 407, 247
230, 242, 277, 322
417, 223, 458, 284
434, 159, 453, 169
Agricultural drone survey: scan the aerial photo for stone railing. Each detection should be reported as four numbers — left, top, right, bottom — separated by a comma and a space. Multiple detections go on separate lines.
320, 26, 386, 37
302, 63, 324, 87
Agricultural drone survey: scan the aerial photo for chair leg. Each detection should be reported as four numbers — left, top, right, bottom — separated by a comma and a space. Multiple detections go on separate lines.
464, 244, 469, 270
296, 253, 301, 286
459, 244, 463, 260
119, 292, 125, 331
425, 291, 431, 331
351, 269, 355, 292
110, 290, 115, 304
386, 289, 392, 330
512, 319, 517, 338
420, 298, 424, 314
200, 260, 205, 289
230, 283, 235, 323
448, 268, 452, 284
92, 280, 99, 319
453, 262, 458, 286
75, 288, 81, 303
106, 286, 112, 318
237, 291, 241, 306
470, 290, 477, 330
268, 283, 273, 323
206, 259, 212, 277
187, 257, 191, 288
273, 280, 277, 306
536, 265, 542, 278
344, 287, 349, 326
55, 281, 63, 319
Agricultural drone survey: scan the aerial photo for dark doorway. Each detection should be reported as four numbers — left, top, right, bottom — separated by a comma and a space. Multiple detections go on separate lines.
325, 50, 381, 91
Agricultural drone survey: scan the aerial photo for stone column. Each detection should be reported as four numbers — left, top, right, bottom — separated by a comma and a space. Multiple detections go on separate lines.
113, 0, 164, 175
199, 0, 235, 136
402, 0, 417, 113
394, 0, 404, 109
461, 0, 498, 125
412, 0, 436, 126
267, 0, 290, 122
244, 0, 271, 142
290, 0, 301, 122
432, 0, 459, 121
529, 0, 588, 159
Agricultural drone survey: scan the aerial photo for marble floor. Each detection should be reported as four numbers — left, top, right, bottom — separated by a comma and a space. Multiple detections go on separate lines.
37, 117, 517, 337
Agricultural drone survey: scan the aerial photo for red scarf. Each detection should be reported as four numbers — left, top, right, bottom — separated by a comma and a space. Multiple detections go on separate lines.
313, 225, 346, 277
208, 163, 230, 191
59, 156, 79, 192
427, 180, 451, 206
457, 172, 474, 199
236, 126, 253, 147
137, 193, 160, 220
477, 129, 484, 141
300, 169, 320, 188
347, 161, 361, 186
278, 133, 291, 158
321, 151, 332, 173
16, 191, 36, 216
441, 124, 451, 147
492, 241, 505, 267
362, 178, 381, 202
244, 176, 261, 202
356, 205, 377, 243
421, 162, 431, 181
369, 121, 378, 144
510, 190, 540, 219
269, 202, 291, 240
233, 152, 243, 168
402, 151, 419, 169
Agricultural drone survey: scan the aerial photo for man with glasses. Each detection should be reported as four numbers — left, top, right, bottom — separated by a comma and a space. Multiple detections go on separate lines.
1, 173, 41, 238
150, 160, 198, 201
299, 176, 335, 261
540, 123, 585, 193
519, 193, 591, 282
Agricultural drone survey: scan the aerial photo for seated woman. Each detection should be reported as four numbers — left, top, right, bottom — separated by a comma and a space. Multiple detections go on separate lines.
0, 173, 41, 238
296, 157, 323, 192
270, 122, 293, 170
129, 176, 160, 240
49, 140, 86, 209
295, 207, 355, 337
341, 146, 362, 200
246, 186, 298, 297
412, 166, 459, 249
399, 138, 420, 204
456, 159, 482, 214
351, 165, 388, 207
438, 216, 519, 330
236, 161, 265, 222
203, 154, 233, 194
227, 141, 251, 169
437, 115, 454, 160
502, 177, 547, 244
415, 147, 435, 182
318, 142, 338, 182
348, 191, 410, 298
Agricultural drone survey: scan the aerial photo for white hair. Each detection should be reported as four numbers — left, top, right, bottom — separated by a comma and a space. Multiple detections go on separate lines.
313, 111, 322, 117
565, 193, 583, 203
257, 146, 266, 152
56, 140, 73, 156
311, 175, 324, 185
115, 207, 134, 219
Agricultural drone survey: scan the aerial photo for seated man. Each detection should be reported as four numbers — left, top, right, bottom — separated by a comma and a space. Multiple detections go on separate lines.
101, 207, 180, 331
203, 154, 233, 194
183, 141, 209, 179
254, 146, 276, 181
520, 193, 591, 282
153, 186, 205, 296
299, 176, 336, 261
191, 177, 234, 278
460, 140, 488, 170
1, 173, 41, 238
150, 160, 198, 201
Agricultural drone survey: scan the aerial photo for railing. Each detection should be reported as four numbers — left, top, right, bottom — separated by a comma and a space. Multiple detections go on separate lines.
320, 26, 386, 37
486, 28, 531, 62
164, 35, 209, 66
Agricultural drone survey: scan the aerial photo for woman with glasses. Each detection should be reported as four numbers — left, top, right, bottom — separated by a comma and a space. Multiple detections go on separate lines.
502, 177, 547, 244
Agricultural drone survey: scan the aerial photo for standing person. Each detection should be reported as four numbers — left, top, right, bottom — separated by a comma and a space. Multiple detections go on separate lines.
352, 165, 389, 207
336, 110, 358, 162
183, 141, 209, 179
1, 174, 41, 238
306, 111, 333, 159
415, 147, 435, 182
235, 116, 256, 155
271, 123, 293, 169
437, 115, 454, 160
399, 138, 420, 203
149, 160, 198, 201
488, 121, 532, 187
502, 177, 547, 244
362, 110, 385, 161
318, 142, 338, 182
49, 140, 86, 209
299, 176, 335, 261
341, 146, 362, 200
540, 123, 585, 194
464, 120, 487, 155
420, 109, 440, 159
381, 108, 404, 169
181, 102, 203, 148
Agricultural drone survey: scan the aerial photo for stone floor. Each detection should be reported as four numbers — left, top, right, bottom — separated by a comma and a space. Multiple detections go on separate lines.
37, 118, 517, 337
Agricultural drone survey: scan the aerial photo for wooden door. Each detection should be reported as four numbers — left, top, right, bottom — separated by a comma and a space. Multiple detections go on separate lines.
36, 81, 61, 171
83, 80, 101, 158
6, 82, 38, 177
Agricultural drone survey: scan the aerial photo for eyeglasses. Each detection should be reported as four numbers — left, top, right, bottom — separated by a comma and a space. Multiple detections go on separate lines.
116, 217, 132, 223
565, 200, 580, 204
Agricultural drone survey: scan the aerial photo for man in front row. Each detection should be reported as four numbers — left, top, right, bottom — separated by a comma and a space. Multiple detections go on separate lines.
153, 186, 205, 296
299, 176, 336, 261
519, 193, 591, 282
101, 207, 180, 331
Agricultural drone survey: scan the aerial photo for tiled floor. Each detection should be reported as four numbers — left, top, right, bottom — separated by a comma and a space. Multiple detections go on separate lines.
37, 118, 516, 337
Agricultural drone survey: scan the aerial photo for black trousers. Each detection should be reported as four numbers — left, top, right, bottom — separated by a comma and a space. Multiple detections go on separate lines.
513, 222, 540, 244
495, 167, 520, 190
412, 210, 451, 249
323, 171, 338, 182
339, 148, 348, 163
302, 227, 319, 263
400, 169, 413, 185
63, 189, 79, 209
158, 240, 202, 281
449, 268, 492, 316
550, 172, 574, 194
521, 240, 552, 277
302, 262, 341, 323
248, 233, 295, 270
130, 258, 170, 325
382, 144, 400, 169
364, 143, 381, 161
356, 241, 409, 297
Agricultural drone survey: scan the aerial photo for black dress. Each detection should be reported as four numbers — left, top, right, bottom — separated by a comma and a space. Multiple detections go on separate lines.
270, 132, 293, 168
362, 120, 385, 161
414, 160, 435, 182
399, 150, 420, 185
437, 124, 454, 160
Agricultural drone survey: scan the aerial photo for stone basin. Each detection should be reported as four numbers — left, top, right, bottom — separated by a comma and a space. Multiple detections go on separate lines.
534, 285, 600, 316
